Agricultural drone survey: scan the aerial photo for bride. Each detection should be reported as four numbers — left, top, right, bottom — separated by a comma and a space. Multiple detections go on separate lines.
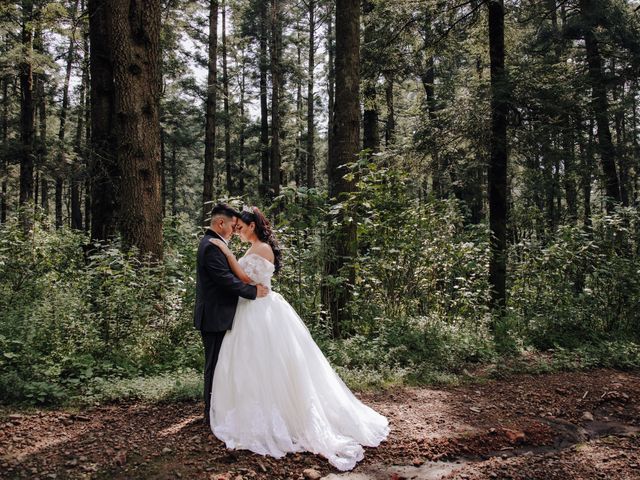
208, 206, 389, 471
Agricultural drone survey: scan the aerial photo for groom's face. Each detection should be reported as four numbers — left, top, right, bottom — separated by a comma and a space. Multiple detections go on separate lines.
213, 215, 237, 240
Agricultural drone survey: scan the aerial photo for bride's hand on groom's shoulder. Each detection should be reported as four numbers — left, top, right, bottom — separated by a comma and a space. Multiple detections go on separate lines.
210, 238, 231, 256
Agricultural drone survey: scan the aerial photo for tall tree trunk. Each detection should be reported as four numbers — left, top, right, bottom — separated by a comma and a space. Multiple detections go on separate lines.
72, 33, 86, 232
19, 0, 35, 232
171, 143, 177, 218
543, 138, 556, 234
579, 0, 620, 211
58, 0, 80, 229
222, 0, 232, 195
34, 43, 48, 216
423, 53, 443, 197
324, 0, 360, 338
361, 0, 379, 153
470, 55, 485, 224
238, 48, 246, 195
259, 0, 269, 198
160, 128, 166, 217
1, 77, 9, 223
295, 26, 303, 186
80, 2, 91, 233
327, 7, 335, 172
632, 80, 639, 206
563, 124, 578, 222
384, 71, 395, 146
487, 0, 508, 315
108, 0, 163, 258
612, 67, 629, 206
33, 170, 39, 210
40, 179, 49, 215
270, 0, 282, 198
89, 0, 118, 241
578, 116, 593, 228
202, 0, 218, 224
306, 0, 315, 187
54, 178, 63, 226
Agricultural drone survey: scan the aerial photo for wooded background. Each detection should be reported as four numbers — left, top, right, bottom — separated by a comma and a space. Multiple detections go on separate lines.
1, 0, 639, 405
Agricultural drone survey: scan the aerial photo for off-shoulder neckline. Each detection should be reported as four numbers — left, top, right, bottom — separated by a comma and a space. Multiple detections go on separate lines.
241, 252, 275, 267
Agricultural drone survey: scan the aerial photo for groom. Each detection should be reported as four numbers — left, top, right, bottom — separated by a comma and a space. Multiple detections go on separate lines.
194, 203, 268, 425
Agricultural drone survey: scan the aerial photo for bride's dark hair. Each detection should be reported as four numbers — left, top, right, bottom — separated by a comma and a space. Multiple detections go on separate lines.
240, 207, 282, 273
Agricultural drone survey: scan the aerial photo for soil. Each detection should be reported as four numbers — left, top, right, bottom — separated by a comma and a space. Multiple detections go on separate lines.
1, 369, 639, 480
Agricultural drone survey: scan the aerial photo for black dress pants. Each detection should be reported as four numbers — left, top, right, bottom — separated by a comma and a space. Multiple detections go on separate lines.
201, 330, 226, 418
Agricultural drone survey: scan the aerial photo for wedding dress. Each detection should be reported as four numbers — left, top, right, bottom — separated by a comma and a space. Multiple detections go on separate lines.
210, 253, 389, 471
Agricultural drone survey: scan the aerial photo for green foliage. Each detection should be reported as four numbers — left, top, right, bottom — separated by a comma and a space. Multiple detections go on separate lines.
0, 217, 198, 405
508, 207, 640, 349
81, 369, 202, 405
1, 183, 639, 406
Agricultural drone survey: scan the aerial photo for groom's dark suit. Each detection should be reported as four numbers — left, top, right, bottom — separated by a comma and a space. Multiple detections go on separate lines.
194, 229, 257, 420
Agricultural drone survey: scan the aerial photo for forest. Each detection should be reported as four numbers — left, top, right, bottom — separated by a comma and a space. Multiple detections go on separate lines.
1, 0, 640, 404
1, 0, 640, 478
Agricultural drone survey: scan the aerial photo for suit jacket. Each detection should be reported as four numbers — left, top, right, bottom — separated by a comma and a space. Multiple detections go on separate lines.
193, 229, 257, 332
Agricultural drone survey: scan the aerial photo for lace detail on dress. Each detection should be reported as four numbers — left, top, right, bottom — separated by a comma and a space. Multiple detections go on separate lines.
238, 253, 275, 289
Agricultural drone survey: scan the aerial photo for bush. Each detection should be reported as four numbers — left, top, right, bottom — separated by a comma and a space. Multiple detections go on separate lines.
508, 207, 640, 349
1, 182, 639, 406
0, 215, 199, 405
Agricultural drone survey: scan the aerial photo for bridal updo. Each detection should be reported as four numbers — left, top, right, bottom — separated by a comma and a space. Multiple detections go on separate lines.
240, 207, 282, 274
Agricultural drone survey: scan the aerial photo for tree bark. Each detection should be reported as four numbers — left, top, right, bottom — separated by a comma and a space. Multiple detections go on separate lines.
542, 138, 556, 234
577, 116, 593, 228
306, 0, 315, 187
361, 0, 379, 154
81, 5, 91, 233
238, 46, 246, 194
82, 24, 91, 233
108, 0, 163, 258
1, 77, 8, 223
324, 0, 360, 338
89, 0, 118, 241
222, 0, 232, 195
19, 0, 35, 232
202, 0, 218, 224
72, 43, 85, 232
579, 0, 621, 211
259, 0, 269, 198
160, 128, 166, 217
612, 65, 629, 207
488, 0, 508, 314
295, 27, 303, 186
423, 52, 443, 197
40, 178, 49, 215
384, 71, 395, 146
270, 0, 282, 198
327, 7, 335, 173
34, 34, 48, 217
171, 143, 177, 218
563, 124, 578, 223
632, 80, 639, 206
58, 0, 81, 229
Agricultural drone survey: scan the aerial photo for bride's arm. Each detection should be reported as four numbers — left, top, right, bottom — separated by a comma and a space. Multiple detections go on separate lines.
209, 238, 253, 284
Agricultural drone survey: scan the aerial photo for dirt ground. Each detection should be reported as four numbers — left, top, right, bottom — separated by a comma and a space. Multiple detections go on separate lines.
1, 369, 639, 480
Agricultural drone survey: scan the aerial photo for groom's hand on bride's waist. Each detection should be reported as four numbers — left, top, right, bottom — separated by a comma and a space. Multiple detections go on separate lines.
256, 284, 269, 298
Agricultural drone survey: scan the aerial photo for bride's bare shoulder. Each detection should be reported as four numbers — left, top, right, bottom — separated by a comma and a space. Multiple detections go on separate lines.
252, 242, 275, 263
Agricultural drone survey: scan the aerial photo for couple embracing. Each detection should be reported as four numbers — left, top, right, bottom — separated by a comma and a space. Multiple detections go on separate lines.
193, 203, 389, 471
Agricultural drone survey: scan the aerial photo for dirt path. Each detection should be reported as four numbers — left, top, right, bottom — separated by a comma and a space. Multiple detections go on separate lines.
1, 369, 639, 480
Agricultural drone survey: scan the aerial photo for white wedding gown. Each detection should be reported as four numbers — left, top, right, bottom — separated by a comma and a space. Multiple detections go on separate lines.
210, 253, 389, 471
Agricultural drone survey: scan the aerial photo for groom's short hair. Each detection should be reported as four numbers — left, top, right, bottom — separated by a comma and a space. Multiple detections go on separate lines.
209, 203, 239, 221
